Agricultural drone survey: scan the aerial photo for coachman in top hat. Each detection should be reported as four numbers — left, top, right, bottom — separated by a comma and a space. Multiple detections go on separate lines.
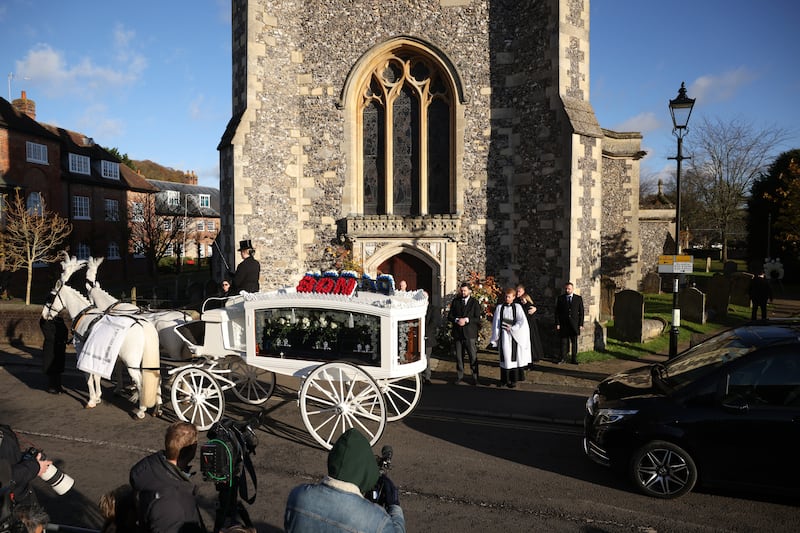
230, 239, 260, 293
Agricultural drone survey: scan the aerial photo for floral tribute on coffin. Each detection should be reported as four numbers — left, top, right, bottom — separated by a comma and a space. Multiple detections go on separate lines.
254, 271, 420, 367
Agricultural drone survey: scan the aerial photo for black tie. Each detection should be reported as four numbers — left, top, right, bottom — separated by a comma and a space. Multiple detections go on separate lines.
568, 296, 572, 304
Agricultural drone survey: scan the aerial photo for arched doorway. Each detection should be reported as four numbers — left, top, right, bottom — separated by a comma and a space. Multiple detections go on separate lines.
377, 252, 432, 294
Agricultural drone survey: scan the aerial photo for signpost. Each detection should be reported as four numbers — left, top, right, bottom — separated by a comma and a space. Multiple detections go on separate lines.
658, 255, 693, 274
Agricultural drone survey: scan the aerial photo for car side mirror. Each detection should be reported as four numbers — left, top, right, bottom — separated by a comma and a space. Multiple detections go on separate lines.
721, 395, 749, 413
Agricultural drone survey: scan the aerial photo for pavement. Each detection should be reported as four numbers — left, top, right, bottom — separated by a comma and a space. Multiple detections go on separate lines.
2, 296, 799, 429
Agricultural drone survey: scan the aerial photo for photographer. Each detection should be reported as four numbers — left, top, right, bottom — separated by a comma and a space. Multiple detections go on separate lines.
0, 425, 52, 505
129, 422, 204, 533
284, 429, 404, 532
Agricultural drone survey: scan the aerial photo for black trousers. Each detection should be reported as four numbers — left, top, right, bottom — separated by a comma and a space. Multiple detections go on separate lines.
560, 335, 578, 363
454, 338, 478, 380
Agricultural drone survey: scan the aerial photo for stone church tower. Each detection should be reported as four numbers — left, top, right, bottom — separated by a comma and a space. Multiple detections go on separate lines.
219, 0, 647, 350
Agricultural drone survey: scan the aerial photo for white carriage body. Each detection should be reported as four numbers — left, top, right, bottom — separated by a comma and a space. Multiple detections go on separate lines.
175, 287, 429, 380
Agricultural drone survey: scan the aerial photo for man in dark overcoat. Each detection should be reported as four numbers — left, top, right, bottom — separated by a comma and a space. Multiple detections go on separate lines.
554, 282, 584, 364
447, 282, 483, 385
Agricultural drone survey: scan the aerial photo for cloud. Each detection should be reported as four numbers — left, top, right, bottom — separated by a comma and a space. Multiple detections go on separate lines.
189, 94, 206, 120
689, 67, 757, 105
615, 112, 662, 134
76, 104, 125, 140
14, 25, 147, 100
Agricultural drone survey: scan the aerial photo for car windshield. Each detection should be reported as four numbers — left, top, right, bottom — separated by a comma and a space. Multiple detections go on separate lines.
661, 329, 755, 389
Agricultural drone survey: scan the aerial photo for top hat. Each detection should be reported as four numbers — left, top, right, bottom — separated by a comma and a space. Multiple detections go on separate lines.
238, 239, 254, 252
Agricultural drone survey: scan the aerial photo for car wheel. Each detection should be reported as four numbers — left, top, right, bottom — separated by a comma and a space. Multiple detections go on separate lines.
629, 440, 697, 498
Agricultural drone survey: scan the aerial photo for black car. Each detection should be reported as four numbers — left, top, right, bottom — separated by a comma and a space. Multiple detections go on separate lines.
584, 322, 800, 498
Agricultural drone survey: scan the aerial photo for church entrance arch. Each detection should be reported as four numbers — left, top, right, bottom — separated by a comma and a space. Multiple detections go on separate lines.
377, 252, 432, 295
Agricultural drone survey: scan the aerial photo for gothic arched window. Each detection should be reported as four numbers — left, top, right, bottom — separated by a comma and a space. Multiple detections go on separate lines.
359, 50, 453, 216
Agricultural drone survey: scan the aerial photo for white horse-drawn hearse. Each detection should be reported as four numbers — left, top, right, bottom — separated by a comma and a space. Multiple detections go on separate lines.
173, 271, 428, 448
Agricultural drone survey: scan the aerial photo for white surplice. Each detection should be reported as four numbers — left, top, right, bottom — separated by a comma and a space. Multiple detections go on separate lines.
489, 303, 532, 369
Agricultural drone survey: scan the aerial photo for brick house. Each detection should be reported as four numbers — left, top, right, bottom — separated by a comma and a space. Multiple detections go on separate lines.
0, 92, 173, 294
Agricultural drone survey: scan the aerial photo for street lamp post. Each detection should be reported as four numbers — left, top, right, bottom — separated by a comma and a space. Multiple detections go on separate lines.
667, 82, 696, 358
181, 194, 197, 274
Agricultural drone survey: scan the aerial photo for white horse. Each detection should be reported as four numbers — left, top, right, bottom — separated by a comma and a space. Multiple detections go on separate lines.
43, 258, 161, 418
84, 257, 192, 360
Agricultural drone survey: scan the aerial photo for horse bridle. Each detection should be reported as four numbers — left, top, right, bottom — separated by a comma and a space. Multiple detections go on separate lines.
43, 281, 67, 319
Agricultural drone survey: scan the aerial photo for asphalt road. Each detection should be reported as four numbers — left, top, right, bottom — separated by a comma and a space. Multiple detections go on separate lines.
1, 347, 798, 533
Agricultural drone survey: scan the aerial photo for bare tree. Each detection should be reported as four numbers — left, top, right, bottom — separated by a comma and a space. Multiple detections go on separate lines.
1, 191, 72, 304
128, 192, 184, 278
685, 117, 788, 262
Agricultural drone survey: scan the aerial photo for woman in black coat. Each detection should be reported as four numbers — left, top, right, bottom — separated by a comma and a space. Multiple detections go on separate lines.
515, 284, 544, 367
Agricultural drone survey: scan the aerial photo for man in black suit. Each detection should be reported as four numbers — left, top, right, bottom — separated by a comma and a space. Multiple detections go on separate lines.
447, 282, 483, 384
554, 282, 584, 364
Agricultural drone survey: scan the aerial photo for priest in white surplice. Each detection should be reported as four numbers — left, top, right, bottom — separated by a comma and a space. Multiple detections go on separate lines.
489, 288, 532, 387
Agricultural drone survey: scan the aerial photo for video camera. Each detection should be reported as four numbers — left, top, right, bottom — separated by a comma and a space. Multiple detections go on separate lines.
200, 412, 262, 532
368, 445, 393, 506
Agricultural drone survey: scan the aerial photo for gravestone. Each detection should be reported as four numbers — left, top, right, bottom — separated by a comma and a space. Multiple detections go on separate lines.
641, 272, 661, 294
599, 278, 616, 321
723, 261, 738, 276
680, 286, 706, 324
612, 290, 644, 342
729, 272, 754, 307
706, 274, 730, 320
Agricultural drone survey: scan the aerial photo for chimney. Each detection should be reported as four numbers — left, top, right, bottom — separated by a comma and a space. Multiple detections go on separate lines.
12, 91, 36, 120
185, 171, 198, 185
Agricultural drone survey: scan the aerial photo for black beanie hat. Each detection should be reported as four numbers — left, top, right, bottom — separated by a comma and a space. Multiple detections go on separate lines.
327, 429, 379, 495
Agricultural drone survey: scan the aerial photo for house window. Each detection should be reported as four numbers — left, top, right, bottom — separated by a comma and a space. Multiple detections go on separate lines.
105, 199, 119, 221
69, 153, 91, 175
101, 160, 120, 180
76, 242, 91, 260
359, 49, 453, 216
131, 202, 144, 223
107, 242, 121, 260
198, 194, 210, 208
166, 243, 174, 257
72, 195, 90, 219
196, 220, 205, 232
26, 192, 43, 216
26, 142, 48, 164
177, 218, 185, 230
167, 191, 180, 207
207, 220, 216, 232
162, 219, 172, 231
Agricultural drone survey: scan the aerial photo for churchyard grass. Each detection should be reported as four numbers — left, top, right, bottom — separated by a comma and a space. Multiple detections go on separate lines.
580, 293, 751, 363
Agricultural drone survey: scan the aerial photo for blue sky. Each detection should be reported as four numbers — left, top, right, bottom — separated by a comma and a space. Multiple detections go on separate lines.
2, 1, 798, 190
1, 0, 231, 188
592, 0, 800, 185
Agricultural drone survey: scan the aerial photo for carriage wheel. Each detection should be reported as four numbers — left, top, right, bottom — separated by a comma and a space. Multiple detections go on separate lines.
171, 367, 225, 431
380, 373, 422, 422
225, 357, 276, 405
299, 362, 387, 450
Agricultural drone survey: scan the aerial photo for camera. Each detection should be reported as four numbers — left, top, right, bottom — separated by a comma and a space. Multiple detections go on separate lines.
22, 448, 74, 496
368, 445, 393, 505
200, 413, 262, 532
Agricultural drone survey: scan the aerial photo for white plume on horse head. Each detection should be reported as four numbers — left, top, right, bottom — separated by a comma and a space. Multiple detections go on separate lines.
86, 256, 105, 287
59, 251, 87, 284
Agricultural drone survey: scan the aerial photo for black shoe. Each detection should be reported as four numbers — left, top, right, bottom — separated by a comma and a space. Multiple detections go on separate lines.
499, 381, 508, 388
507, 382, 516, 388
472, 375, 479, 386
47, 387, 62, 395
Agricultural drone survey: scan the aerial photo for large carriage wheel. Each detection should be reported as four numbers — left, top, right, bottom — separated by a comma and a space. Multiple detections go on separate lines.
380, 374, 422, 422
225, 357, 276, 405
299, 362, 387, 450
171, 367, 225, 431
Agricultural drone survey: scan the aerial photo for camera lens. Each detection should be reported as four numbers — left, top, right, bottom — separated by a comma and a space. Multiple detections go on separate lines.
40, 463, 74, 495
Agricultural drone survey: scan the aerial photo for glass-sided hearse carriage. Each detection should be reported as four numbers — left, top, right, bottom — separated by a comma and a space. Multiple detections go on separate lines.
173, 272, 428, 449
